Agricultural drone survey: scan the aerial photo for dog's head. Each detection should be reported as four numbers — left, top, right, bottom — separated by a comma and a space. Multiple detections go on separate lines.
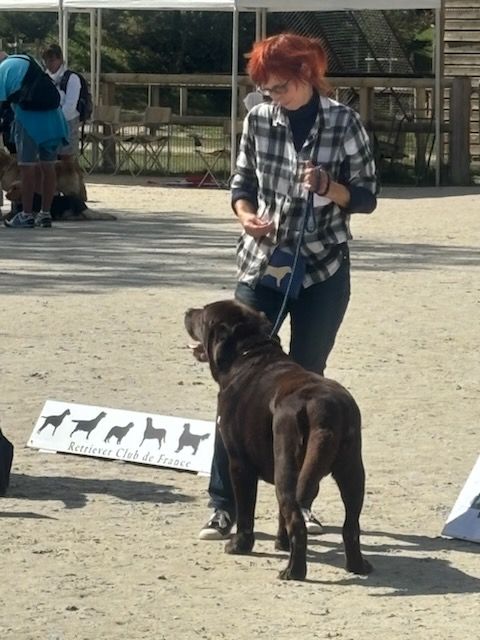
185, 299, 274, 381
0, 152, 20, 191
5, 180, 22, 203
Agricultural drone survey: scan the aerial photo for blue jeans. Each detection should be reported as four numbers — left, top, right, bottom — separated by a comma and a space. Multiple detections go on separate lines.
207, 246, 351, 517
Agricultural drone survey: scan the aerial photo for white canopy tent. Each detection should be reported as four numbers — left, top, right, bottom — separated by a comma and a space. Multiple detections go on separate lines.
1, 0, 444, 182
0, 0, 59, 7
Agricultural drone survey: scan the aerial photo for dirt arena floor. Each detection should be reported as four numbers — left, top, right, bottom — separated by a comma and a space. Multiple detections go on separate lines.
1, 178, 479, 640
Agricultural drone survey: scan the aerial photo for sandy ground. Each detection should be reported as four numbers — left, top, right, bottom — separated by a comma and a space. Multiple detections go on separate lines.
0, 178, 479, 640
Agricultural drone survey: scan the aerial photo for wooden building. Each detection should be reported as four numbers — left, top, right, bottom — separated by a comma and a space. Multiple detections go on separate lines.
444, 0, 480, 165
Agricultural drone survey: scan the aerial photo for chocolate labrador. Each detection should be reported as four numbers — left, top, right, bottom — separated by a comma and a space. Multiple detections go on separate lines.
185, 299, 372, 581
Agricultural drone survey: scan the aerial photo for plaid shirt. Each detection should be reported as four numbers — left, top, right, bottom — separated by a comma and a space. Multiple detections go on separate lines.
230, 94, 377, 288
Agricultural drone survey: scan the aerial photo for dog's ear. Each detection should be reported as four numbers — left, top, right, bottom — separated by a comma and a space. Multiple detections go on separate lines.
206, 322, 234, 378
206, 314, 270, 378
257, 310, 273, 337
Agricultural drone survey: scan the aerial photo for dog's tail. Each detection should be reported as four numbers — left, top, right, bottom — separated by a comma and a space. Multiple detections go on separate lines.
200, 433, 210, 441
80, 208, 117, 221
284, 404, 339, 509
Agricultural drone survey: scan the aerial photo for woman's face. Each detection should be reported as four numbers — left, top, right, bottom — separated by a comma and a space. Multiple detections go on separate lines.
260, 75, 313, 110
44, 56, 63, 74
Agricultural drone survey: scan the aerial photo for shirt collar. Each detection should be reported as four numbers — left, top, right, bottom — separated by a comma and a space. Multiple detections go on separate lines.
271, 92, 333, 130
48, 63, 66, 83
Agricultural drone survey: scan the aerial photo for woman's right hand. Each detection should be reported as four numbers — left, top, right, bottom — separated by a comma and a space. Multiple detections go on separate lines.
237, 211, 275, 238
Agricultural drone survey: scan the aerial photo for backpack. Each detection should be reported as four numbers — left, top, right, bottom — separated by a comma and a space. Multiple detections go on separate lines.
60, 70, 93, 122
8, 55, 60, 112
0, 428, 14, 496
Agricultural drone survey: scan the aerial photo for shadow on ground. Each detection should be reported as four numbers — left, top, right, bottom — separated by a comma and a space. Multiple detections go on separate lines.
253, 527, 480, 595
1, 211, 477, 295
5, 472, 195, 509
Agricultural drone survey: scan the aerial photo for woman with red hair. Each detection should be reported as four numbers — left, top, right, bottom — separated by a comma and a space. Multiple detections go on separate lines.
199, 33, 377, 541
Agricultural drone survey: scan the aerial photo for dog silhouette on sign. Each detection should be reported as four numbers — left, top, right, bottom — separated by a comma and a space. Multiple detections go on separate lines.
70, 412, 107, 439
37, 409, 71, 435
104, 422, 134, 445
263, 264, 292, 287
139, 417, 166, 449
175, 423, 210, 455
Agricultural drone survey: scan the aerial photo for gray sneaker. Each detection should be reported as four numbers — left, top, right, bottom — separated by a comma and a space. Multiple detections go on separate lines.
199, 510, 234, 540
35, 212, 52, 228
4, 212, 34, 228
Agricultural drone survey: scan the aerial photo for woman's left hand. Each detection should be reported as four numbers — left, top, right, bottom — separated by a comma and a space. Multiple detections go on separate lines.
302, 162, 331, 196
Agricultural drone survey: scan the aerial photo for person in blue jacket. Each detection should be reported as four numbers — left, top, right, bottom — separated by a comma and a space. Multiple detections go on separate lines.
0, 52, 68, 228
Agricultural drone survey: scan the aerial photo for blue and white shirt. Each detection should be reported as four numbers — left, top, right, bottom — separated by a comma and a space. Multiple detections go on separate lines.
0, 54, 68, 147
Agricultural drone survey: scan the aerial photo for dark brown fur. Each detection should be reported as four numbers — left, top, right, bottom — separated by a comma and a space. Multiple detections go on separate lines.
185, 299, 372, 581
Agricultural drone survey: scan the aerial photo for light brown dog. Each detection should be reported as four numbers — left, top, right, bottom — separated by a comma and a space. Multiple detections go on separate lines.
0, 148, 87, 201
0, 149, 116, 221
4, 180, 116, 221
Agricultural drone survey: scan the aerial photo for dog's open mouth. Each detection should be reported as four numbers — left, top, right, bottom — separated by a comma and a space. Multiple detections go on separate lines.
188, 342, 208, 362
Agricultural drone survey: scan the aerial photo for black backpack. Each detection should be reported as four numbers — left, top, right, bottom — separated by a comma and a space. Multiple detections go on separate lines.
60, 69, 93, 122
8, 54, 60, 112
0, 428, 14, 497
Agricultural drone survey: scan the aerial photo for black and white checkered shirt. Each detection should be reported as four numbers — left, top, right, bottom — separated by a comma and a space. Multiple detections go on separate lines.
230, 94, 377, 288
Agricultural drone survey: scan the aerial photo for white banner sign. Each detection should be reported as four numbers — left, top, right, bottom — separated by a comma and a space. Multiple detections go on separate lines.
28, 400, 215, 475
442, 455, 480, 544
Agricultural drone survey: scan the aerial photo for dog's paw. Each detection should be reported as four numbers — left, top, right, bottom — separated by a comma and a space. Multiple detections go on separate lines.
274, 536, 290, 552
225, 532, 254, 555
278, 564, 307, 581
347, 557, 373, 575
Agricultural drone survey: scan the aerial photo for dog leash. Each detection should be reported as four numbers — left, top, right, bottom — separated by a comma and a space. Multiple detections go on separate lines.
269, 191, 315, 338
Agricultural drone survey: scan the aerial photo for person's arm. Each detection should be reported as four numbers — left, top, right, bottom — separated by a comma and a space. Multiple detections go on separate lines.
304, 109, 377, 214
62, 72, 81, 121
230, 113, 274, 238
232, 196, 274, 238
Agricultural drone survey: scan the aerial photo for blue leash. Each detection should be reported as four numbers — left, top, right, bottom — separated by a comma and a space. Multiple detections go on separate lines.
269, 192, 315, 337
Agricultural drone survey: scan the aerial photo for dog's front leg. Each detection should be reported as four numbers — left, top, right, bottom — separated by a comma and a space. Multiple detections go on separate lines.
225, 457, 257, 555
274, 510, 289, 551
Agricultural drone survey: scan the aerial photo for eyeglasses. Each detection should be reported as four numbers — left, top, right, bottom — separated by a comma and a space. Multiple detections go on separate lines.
259, 79, 291, 98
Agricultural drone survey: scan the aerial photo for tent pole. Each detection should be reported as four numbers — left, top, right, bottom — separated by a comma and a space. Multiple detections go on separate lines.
230, 6, 239, 175
62, 7, 68, 67
434, 4, 444, 187
96, 9, 102, 107
255, 9, 261, 41
58, 0, 63, 48
90, 9, 97, 105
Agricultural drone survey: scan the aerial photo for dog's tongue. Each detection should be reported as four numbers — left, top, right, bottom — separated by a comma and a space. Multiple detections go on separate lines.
188, 343, 208, 362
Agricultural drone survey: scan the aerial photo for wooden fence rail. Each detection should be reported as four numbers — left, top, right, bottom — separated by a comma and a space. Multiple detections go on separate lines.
89, 73, 472, 185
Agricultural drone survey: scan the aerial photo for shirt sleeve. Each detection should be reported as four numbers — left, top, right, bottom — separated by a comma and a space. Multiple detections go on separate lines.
340, 109, 378, 214
62, 72, 81, 121
230, 113, 259, 210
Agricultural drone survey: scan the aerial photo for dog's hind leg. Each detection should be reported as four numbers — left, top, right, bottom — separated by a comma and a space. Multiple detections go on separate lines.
332, 444, 372, 575
224, 455, 257, 555
272, 411, 308, 581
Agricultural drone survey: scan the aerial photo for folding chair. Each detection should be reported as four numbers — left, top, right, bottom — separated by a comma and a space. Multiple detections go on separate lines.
121, 107, 171, 175
375, 114, 408, 171
115, 122, 145, 176
82, 105, 121, 174
190, 120, 242, 188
